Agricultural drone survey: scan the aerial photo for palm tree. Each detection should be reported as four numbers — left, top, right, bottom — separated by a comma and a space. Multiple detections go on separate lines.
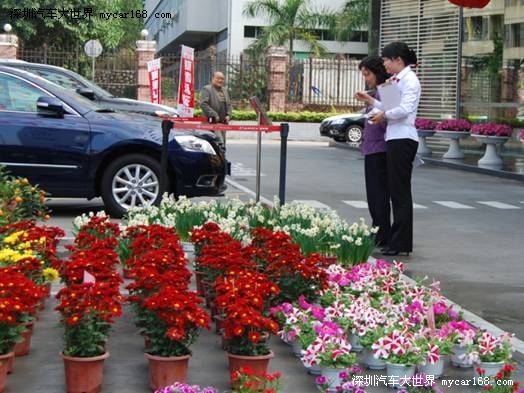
334, 0, 370, 42
242, 0, 337, 57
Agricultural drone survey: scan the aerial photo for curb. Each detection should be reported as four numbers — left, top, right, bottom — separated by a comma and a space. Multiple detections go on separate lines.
329, 139, 524, 182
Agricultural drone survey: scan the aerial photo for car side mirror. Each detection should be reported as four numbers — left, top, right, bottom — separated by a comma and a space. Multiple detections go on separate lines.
76, 87, 96, 100
36, 96, 65, 116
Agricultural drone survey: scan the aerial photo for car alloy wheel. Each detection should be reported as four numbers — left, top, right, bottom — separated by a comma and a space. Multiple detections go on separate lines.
101, 154, 168, 217
345, 125, 363, 143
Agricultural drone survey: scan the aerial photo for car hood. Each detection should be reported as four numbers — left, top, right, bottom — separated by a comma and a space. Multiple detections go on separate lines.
99, 97, 179, 116
324, 112, 364, 121
84, 110, 217, 144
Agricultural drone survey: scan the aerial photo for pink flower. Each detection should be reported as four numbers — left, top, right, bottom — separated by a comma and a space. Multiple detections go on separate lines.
470, 122, 512, 137
415, 118, 437, 130
426, 343, 440, 364
372, 336, 391, 359
435, 119, 471, 131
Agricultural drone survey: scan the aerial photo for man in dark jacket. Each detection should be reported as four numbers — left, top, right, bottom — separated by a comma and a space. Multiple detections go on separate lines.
200, 71, 232, 147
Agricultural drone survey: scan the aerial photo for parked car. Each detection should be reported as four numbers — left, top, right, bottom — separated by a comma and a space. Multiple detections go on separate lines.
0, 66, 227, 217
319, 110, 366, 143
0, 59, 179, 117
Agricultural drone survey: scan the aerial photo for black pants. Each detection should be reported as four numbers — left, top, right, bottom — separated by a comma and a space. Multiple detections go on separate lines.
386, 139, 418, 252
364, 152, 390, 246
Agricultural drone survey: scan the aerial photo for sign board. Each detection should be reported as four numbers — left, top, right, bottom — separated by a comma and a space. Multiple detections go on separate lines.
177, 45, 195, 117
84, 39, 103, 58
147, 58, 162, 104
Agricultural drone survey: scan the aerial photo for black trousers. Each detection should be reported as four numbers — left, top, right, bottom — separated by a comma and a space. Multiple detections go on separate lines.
386, 139, 418, 252
364, 152, 390, 246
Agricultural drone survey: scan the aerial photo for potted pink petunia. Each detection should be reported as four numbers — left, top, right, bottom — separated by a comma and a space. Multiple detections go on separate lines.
415, 118, 438, 155
470, 122, 512, 166
301, 320, 357, 392
435, 119, 472, 159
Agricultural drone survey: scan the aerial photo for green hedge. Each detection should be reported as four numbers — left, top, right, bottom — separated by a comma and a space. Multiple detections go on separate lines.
194, 109, 339, 123
193, 109, 524, 127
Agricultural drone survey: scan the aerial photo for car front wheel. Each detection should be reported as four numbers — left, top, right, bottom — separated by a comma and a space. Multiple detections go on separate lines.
345, 124, 363, 143
101, 154, 168, 217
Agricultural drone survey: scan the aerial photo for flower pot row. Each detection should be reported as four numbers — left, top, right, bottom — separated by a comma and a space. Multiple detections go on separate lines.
122, 224, 211, 391
54, 214, 124, 393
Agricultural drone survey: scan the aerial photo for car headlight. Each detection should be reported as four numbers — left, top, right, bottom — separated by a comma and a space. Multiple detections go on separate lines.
174, 135, 217, 155
330, 118, 346, 125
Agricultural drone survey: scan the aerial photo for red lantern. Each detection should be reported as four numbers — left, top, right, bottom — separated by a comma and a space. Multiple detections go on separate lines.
448, 0, 491, 8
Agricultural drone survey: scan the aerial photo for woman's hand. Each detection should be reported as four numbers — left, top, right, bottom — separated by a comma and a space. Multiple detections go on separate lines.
354, 91, 372, 105
369, 110, 386, 124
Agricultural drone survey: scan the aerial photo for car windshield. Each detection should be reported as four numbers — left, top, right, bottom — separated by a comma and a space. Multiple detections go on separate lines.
18, 69, 106, 113
64, 69, 114, 98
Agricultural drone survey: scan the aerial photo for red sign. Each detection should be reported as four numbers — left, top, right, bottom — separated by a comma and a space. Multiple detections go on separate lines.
147, 58, 161, 104
448, 0, 490, 8
177, 45, 195, 117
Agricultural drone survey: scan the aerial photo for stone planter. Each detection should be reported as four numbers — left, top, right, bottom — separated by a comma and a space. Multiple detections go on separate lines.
417, 129, 436, 156
472, 134, 510, 167
436, 130, 470, 159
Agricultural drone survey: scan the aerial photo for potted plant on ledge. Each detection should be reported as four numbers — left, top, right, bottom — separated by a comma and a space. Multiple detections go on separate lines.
434, 118, 472, 159
470, 122, 513, 166
415, 118, 437, 156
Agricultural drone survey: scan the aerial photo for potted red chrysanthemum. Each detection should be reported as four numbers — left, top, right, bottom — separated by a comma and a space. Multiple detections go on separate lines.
55, 218, 123, 393
123, 223, 211, 391
0, 270, 44, 385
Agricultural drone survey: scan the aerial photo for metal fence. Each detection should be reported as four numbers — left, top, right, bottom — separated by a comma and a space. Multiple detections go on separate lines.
18, 45, 138, 98
17, 46, 365, 109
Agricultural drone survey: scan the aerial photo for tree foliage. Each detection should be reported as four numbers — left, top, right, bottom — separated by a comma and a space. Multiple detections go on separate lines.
242, 0, 337, 57
1, 0, 144, 49
334, 0, 370, 42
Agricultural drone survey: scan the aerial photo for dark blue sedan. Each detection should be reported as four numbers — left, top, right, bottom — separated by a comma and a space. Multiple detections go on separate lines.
0, 66, 228, 217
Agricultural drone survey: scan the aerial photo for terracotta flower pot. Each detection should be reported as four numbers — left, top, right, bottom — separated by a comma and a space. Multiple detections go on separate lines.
14, 322, 35, 357
61, 351, 110, 393
0, 352, 14, 392
122, 267, 136, 279
144, 352, 191, 391
226, 350, 274, 390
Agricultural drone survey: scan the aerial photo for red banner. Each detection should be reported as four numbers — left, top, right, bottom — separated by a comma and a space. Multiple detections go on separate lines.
147, 58, 161, 104
177, 45, 195, 117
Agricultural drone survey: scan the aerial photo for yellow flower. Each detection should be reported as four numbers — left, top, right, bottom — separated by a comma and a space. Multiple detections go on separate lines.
42, 267, 60, 282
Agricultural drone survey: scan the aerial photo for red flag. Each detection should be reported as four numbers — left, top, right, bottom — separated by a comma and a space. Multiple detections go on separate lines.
177, 45, 195, 117
147, 58, 162, 104
83, 270, 96, 284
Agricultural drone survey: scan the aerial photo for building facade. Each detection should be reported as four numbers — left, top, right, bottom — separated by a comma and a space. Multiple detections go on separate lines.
378, 0, 524, 120
143, 0, 368, 58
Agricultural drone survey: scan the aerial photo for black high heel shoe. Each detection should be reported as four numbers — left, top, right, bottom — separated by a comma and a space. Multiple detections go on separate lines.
382, 248, 410, 257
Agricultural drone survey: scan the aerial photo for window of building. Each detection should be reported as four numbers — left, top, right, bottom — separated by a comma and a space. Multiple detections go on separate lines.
217, 28, 228, 43
504, 22, 524, 48
464, 16, 488, 41
244, 26, 263, 38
